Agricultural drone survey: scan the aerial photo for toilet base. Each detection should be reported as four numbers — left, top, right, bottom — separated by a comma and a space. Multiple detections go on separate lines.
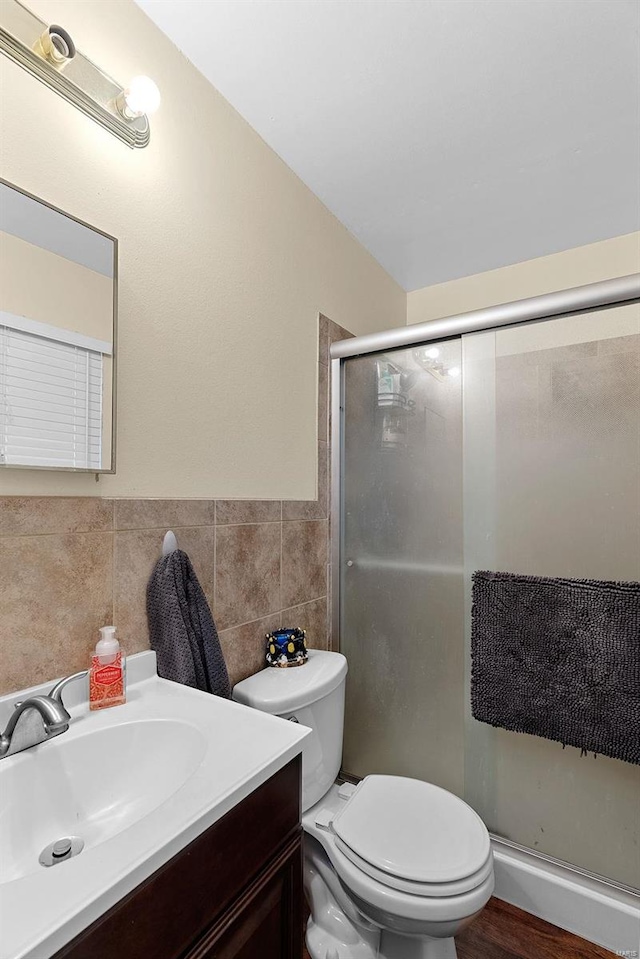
306, 915, 378, 959
379, 931, 457, 959
304, 835, 459, 959
304, 843, 380, 959
306, 918, 458, 959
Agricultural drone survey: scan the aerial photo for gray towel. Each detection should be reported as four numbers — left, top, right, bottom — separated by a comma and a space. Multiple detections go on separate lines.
147, 549, 231, 698
471, 570, 640, 765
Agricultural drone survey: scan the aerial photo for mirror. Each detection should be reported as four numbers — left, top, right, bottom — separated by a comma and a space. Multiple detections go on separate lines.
0, 180, 116, 472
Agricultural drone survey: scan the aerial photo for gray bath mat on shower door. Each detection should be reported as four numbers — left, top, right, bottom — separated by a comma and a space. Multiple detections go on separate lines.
471, 571, 640, 765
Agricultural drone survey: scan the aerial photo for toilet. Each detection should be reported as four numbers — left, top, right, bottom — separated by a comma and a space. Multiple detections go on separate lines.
233, 650, 494, 959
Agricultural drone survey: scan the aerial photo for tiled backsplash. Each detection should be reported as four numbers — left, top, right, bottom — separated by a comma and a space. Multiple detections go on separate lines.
0, 316, 352, 694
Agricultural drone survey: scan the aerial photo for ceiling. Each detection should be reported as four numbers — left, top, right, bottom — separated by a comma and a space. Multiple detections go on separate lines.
136, 0, 640, 292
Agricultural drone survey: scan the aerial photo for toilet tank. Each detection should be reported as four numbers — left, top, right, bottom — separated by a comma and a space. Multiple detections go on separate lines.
233, 650, 347, 811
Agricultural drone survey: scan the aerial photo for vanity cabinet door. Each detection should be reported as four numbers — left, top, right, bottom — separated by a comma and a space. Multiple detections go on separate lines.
184, 833, 303, 959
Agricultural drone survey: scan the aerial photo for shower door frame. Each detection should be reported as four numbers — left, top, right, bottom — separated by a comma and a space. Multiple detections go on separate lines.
329, 271, 640, 894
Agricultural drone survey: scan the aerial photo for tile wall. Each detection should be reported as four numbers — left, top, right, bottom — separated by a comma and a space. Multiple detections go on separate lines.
0, 316, 353, 694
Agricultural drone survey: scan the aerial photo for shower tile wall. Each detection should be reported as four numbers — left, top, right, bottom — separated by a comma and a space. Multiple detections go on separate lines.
495, 336, 640, 579
0, 315, 352, 695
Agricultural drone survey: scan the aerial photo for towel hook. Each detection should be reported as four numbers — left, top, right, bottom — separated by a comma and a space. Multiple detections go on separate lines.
162, 530, 178, 556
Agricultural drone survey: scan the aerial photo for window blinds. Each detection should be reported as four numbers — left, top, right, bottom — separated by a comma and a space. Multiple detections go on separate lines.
0, 324, 103, 469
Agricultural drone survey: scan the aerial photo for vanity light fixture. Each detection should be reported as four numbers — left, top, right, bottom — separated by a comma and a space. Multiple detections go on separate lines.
0, 0, 159, 148
116, 76, 161, 120
35, 23, 76, 66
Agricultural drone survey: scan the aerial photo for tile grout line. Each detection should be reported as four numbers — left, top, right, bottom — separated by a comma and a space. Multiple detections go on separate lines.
0, 528, 117, 539
111, 499, 116, 626
0, 510, 327, 540
279, 502, 283, 616
218, 595, 329, 635
213, 501, 219, 617
0, 521, 320, 538
1, 517, 323, 537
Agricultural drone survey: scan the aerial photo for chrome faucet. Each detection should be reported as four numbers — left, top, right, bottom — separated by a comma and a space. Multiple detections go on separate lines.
0, 669, 89, 760
0, 695, 71, 760
49, 670, 89, 706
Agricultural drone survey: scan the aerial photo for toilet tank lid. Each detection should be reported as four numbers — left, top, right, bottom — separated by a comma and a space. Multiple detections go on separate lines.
232, 650, 347, 714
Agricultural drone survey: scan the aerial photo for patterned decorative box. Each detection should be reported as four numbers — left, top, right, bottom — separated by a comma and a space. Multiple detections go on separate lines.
265, 627, 308, 667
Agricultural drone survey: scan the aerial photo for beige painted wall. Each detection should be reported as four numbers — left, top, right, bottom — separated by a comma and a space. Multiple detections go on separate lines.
407, 232, 640, 324
0, 231, 114, 342
0, 0, 405, 498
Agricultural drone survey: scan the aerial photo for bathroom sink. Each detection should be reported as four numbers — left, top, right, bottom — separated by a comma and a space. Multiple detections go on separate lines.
0, 651, 310, 959
0, 718, 207, 883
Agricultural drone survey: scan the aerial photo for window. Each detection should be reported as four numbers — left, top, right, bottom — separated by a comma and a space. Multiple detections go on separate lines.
0, 315, 105, 470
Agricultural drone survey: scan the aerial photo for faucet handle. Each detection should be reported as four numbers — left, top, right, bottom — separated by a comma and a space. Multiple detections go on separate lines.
49, 670, 89, 706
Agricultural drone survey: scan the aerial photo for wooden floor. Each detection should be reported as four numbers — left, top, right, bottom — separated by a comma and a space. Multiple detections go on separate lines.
456, 898, 614, 959
302, 897, 615, 959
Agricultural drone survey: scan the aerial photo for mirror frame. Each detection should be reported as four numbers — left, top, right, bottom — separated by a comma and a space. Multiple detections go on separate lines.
0, 177, 118, 474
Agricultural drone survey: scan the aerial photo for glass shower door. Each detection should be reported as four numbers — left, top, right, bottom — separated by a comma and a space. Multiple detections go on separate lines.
339, 301, 640, 888
462, 303, 640, 887
340, 338, 465, 798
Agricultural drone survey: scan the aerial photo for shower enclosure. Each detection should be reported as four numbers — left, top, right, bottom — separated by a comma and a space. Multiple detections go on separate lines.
331, 275, 640, 891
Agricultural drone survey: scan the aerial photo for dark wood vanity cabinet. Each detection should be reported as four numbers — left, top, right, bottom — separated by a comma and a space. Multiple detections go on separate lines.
54, 756, 303, 959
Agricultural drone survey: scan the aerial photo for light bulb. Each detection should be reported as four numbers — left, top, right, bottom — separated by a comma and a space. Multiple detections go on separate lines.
121, 76, 161, 118
447, 366, 461, 378
423, 347, 440, 360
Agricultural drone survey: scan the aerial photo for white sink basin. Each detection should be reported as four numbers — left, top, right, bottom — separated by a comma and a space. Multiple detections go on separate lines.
0, 652, 310, 959
0, 718, 206, 883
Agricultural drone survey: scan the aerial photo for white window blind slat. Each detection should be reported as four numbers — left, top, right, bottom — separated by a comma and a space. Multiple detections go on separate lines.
8, 353, 86, 377
3, 436, 87, 453
6, 396, 91, 418
5, 368, 89, 392
1, 406, 103, 428
3, 383, 88, 404
0, 422, 101, 441
0, 324, 103, 469
5, 388, 103, 411
5, 376, 101, 402
6, 333, 92, 365
7, 339, 88, 365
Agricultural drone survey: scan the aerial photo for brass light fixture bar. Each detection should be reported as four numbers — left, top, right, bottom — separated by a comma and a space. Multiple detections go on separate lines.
0, 0, 154, 148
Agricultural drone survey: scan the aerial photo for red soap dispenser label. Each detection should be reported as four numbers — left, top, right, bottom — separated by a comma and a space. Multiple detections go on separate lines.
90, 651, 125, 709
94, 662, 121, 686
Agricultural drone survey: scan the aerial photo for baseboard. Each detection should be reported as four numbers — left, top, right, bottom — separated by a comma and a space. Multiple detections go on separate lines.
491, 839, 640, 955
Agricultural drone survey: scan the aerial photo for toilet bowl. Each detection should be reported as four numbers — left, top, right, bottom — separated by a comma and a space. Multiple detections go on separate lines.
303, 781, 493, 958
233, 650, 494, 959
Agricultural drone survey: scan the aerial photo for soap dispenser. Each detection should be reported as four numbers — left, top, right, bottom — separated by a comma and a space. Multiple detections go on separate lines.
89, 625, 126, 710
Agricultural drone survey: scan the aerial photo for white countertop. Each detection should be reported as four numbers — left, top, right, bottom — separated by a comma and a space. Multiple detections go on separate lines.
0, 652, 310, 959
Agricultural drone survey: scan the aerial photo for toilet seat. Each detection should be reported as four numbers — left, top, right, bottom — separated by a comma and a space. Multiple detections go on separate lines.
327, 834, 495, 927
304, 781, 495, 931
331, 775, 491, 896
333, 836, 493, 897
